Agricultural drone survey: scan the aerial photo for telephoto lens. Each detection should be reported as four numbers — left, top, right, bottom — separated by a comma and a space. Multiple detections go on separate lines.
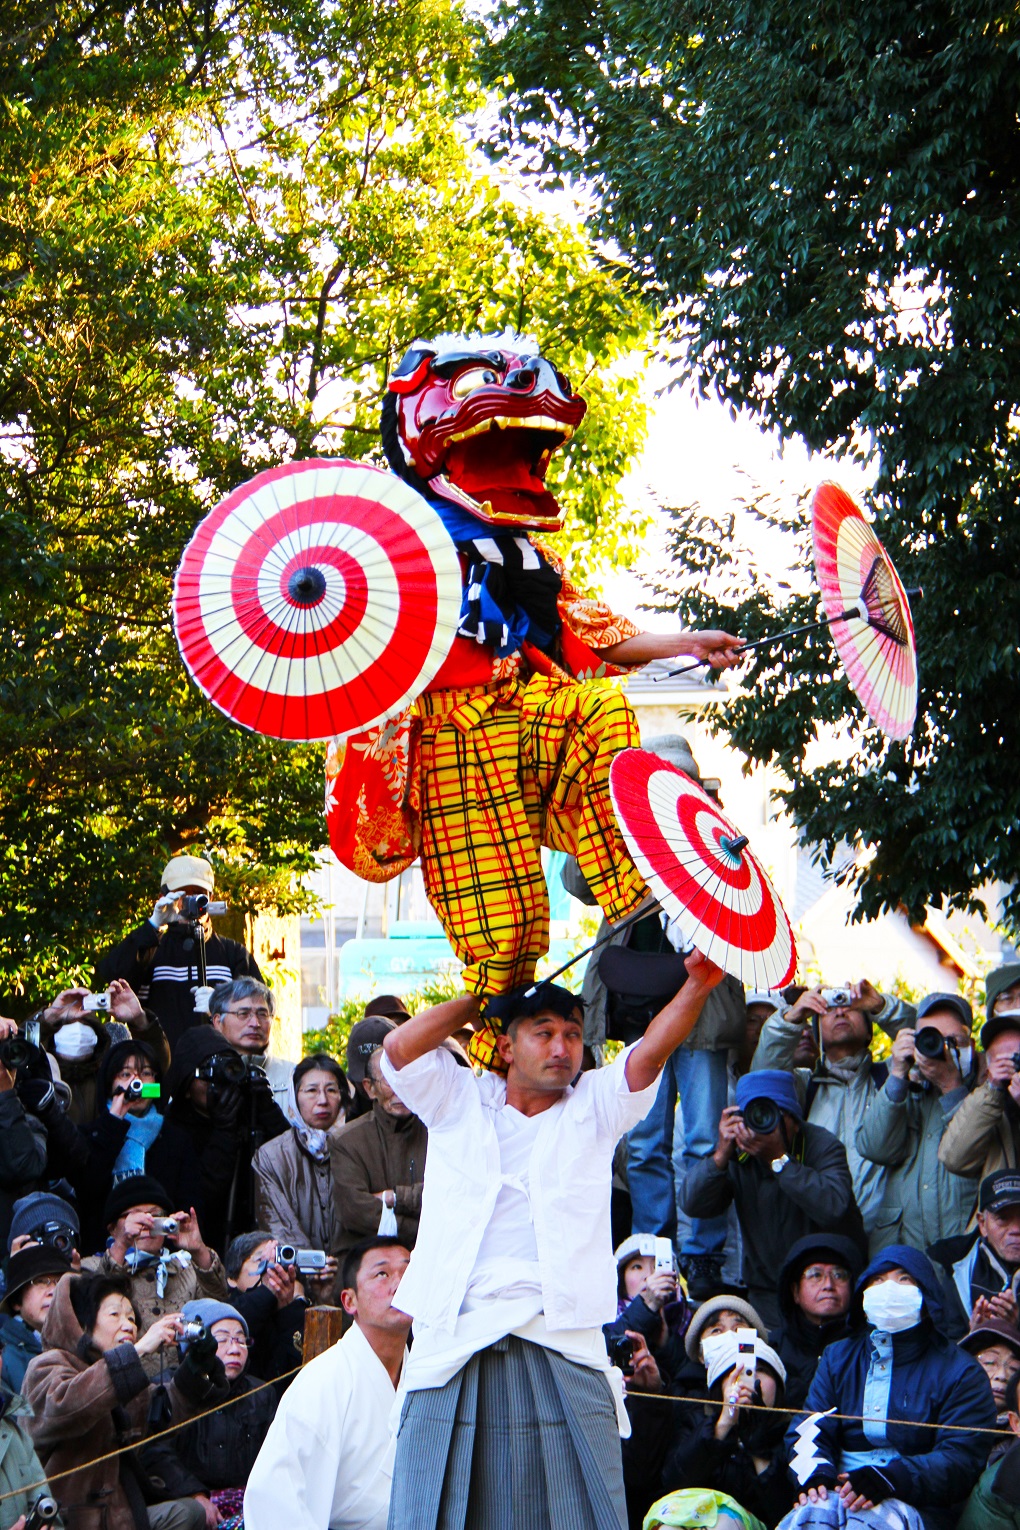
913, 1027, 946, 1060
743, 1097, 781, 1135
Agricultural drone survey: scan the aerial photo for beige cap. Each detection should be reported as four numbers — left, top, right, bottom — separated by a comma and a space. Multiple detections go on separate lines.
161, 855, 215, 894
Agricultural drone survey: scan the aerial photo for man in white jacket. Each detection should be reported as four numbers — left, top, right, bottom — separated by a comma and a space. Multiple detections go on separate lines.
243, 1236, 410, 1530
381, 952, 724, 1530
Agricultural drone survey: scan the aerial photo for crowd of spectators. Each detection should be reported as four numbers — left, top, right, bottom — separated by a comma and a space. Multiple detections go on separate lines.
3, 850, 1020, 1530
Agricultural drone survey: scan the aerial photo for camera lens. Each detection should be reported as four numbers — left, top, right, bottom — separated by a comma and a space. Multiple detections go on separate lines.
914, 1027, 946, 1059
744, 1097, 781, 1135
0, 1036, 32, 1071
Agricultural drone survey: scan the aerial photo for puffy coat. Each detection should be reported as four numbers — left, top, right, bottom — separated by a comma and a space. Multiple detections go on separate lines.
0, 1386, 59, 1530
329, 1104, 427, 1255
856, 1074, 977, 1252
783, 1245, 997, 1530
682, 1122, 866, 1329
252, 1130, 341, 1255
164, 1371, 276, 1492
23, 1274, 225, 1530
768, 1232, 862, 1409
751, 1012, 890, 1232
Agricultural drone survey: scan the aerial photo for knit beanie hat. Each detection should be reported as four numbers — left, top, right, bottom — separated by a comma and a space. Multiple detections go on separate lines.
102, 1175, 174, 1229
180, 1298, 248, 1338
8, 1193, 80, 1253
685, 1294, 769, 1361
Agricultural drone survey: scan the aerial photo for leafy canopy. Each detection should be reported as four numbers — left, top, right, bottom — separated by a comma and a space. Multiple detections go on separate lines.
487, 0, 1020, 931
0, 0, 649, 1002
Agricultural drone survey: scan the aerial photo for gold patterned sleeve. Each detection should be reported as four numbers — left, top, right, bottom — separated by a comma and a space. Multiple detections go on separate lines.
536, 541, 642, 652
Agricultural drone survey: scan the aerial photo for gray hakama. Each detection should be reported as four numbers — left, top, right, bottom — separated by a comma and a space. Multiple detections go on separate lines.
387, 1335, 628, 1530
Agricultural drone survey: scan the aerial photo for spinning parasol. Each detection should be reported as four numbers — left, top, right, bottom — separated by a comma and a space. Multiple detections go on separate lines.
655, 481, 919, 741
608, 748, 797, 990
173, 459, 462, 742
811, 481, 917, 740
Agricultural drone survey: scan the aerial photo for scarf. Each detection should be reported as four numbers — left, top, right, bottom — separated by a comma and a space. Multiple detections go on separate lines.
286, 1074, 343, 1163
110, 1104, 164, 1180
428, 498, 562, 658
121, 1246, 193, 1299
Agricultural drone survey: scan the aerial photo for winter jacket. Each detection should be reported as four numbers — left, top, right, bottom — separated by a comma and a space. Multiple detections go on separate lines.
856, 1074, 977, 1253
926, 1228, 1020, 1341
783, 1245, 996, 1530
0, 1091, 48, 1250
682, 1122, 866, 1328
23, 1273, 227, 1530
79, 1251, 231, 1378
939, 1081, 1020, 1186
959, 1442, 1020, 1530
37, 1016, 171, 1127
662, 1400, 793, 1527
768, 1233, 863, 1410
163, 1369, 276, 1492
751, 1013, 896, 1233
0, 1386, 60, 1530
72, 1113, 204, 1258
228, 1285, 306, 1390
253, 1130, 341, 1255
0, 1314, 44, 1397
97, 922, 263, 1054
164, 1030, 288, 1254
329, 1104, 427, 1254
603, 1293, 690, 1390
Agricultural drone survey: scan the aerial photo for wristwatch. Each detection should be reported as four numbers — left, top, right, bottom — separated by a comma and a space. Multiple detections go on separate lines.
771, 1154, 790, 1174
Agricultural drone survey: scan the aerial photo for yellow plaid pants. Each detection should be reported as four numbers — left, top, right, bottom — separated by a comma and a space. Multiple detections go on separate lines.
414, 674, 648, 1000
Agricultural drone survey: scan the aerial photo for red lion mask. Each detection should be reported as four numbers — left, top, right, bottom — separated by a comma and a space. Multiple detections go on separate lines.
381, 333, 587, 531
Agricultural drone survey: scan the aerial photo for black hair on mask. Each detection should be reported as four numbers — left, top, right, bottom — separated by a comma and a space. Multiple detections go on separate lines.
483, 983, 584, 1034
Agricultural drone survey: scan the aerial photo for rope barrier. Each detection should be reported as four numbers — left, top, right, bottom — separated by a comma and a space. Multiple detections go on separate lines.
624, 1388, 1010, 1437
0, 1364, 303, 1507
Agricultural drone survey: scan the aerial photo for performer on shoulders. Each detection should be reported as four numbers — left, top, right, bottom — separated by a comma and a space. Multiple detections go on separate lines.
382, 949, 725, 1530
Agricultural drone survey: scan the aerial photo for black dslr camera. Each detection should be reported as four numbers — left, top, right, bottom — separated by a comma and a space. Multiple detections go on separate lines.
914, 1027, 947, 1060
195, 1053, 265, 1088
31, 1220, 77, 1257
742, 1097, 781, 1136
0, 1033, 34, 1071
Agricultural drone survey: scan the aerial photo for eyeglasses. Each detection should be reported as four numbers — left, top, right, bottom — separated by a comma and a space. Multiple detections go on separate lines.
223, 1007, 271, 1022
297, 1083, 342, 1099
801, 1265, 851, 1284
215, 1334, 252, 1351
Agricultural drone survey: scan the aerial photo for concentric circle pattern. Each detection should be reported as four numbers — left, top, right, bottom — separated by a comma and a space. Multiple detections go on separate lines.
173, 459, 463, 741
812, 481, 917, 740
610, 748, 797, 990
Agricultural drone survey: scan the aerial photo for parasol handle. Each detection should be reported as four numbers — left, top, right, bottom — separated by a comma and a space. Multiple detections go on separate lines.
654, 591, 921, 683
522, 902, 659, 997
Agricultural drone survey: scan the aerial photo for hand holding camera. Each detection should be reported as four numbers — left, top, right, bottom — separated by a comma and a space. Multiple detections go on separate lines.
152, 892, 227, 929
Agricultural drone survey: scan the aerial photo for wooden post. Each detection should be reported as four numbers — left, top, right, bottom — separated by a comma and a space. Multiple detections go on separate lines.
302, 1305, 345, 1363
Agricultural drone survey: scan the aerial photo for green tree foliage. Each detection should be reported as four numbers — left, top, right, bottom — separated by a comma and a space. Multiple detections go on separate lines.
486, 1, 1020, 931
0, 0, 649, 1002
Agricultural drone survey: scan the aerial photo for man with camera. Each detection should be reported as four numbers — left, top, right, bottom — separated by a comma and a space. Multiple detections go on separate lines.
209, 978, 294, 1110
97, 856, 263, 1053
939, 964, 1020, 1186
165, 1023, 288, 1254
856, 991, 978, 1252
751, 981, 913, 1243
0, 1018, 51, 1251
684, 1069, 865, 1327
330, 1046, 427, 1256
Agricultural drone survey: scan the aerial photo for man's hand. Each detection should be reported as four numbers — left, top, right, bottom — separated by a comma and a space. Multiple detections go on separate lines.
889, 1028, 917, 1080
782, 986, 827, 1024
192, 1495, 221, 1530
914, 1044, 963, 1096
108, 978, 145, 1024
110, 1209, 158, 1262
973, 1291, 1020, 1327
714, 1105, 744, 1168
733, 1119, 788, 1163
151, 893, 181, 930
985, 1049, 1020, 1106
849, 979, 884, 1017
172, 1207, 214, 1270
639, 1271, 677, 1314
42, 988, 90, 1028
373, 1190, 396, 1208
623, 1332, 662, 1393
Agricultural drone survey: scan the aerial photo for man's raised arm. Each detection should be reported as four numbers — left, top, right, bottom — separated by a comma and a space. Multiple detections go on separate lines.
625, 949, 725, 1093
384, 995, 481, 1070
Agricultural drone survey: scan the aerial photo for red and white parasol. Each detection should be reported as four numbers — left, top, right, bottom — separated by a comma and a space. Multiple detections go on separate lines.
610, 749, 797, 990
173, 459, 462, 742
812, 481, 917, 740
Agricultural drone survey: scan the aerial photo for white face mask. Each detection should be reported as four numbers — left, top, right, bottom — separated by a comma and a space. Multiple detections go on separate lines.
54, 1021, 98, 1060
862, 1279, 923, 1333
700, 1331, 735, 1370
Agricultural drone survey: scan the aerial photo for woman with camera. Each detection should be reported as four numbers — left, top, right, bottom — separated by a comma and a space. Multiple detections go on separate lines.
251, 1055, 347, 1301
161, 1300, 278, 1530
22, 1271, 227, 1530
